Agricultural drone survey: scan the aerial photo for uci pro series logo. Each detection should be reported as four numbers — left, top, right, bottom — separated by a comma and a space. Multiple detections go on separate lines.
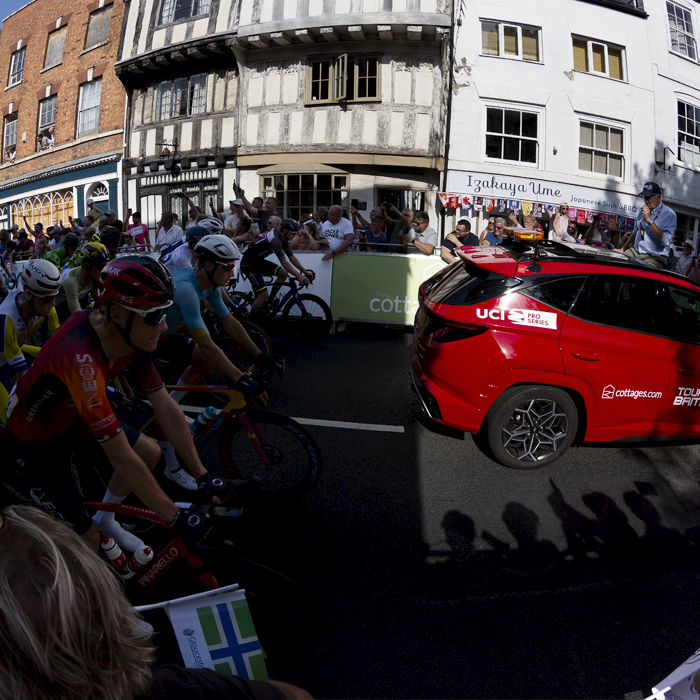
476, 307, 558, 329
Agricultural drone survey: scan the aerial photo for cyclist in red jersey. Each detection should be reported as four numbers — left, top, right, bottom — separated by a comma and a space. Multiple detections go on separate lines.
4, 256, 223, 551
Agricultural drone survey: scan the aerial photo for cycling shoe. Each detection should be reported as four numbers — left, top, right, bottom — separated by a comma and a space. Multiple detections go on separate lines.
164, 465, 198, 491
97, 520, 145, 553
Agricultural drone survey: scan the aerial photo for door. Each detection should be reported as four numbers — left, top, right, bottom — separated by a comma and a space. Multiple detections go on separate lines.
560, 274, 671, 442
655, 283, 700, 437
139, 192, 163, 247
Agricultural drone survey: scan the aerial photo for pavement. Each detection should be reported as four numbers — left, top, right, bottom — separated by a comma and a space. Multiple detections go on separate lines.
171, 323, 700, 699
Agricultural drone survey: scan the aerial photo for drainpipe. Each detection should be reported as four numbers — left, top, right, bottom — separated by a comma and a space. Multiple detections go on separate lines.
440, 0, 458, 242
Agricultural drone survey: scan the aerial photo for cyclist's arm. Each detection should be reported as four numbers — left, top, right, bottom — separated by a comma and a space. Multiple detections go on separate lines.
149, 386, 207, 480
195, 333, 244, 382
280, 257, 307, 283
100, 431, 179, 524
62, 272, 82, 314
220, 314, 262, 358
1, 316, 28, 379
46, 307, 60, 337
287, 254, 312, 279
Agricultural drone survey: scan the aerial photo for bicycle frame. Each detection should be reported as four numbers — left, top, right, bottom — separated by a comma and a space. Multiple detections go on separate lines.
84, 501, 218, 590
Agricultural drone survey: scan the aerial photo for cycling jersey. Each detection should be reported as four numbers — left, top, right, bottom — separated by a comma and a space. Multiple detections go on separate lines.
45, 248, 75, 270
6, 311, 163, 443
243, 229, 292, 263
58, 266, 93, 315
164, 267, 231, 339
160, 238, 192, 268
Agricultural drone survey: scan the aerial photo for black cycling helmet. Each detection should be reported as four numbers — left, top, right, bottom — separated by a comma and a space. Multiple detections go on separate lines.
185, 225, 210, 244
280, 219, 300, 233
99, 226, 122, 251
62, 233, 80, 250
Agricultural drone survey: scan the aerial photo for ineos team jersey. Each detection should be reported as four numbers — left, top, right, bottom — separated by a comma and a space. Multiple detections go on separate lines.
6, 311, 163, 443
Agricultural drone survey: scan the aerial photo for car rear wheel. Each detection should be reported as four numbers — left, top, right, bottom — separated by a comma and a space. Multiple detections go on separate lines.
486, 385, 578, 470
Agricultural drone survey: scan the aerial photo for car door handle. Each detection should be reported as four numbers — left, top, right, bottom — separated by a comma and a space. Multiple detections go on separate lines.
676, 368, 698, 377
571, 351, 601, 361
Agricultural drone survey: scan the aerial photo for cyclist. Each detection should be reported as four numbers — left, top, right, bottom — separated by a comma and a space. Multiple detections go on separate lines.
0, 259, 60, 424
160, 224, 210, 269
157, 235, 280, 417
56, 241, 110, 319
44, 232, 79, 270
240, 218, 315, 317
91, 225, 123, 259
3, 256, 222, 551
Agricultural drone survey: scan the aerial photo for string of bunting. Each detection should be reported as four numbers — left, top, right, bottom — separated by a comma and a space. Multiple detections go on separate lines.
437, 192, 636, 231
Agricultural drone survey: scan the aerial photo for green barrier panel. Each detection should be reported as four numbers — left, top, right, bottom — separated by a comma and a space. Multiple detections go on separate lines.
330, 252, 445, 324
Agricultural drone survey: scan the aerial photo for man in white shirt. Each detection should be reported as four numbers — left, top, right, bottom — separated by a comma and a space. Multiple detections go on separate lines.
154, 212, 184, 251
320, 205, 354, 261
224, 199, 245, 231
678, 239, 695, 276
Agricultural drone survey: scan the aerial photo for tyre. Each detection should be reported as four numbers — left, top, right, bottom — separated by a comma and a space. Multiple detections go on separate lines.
486, 385, 578, 470
199, 554, 323, 656
218, 411, 323, 499
281, 294, 332, 344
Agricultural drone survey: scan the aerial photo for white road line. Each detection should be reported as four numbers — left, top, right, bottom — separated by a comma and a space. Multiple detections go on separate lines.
178, 405, 404, 433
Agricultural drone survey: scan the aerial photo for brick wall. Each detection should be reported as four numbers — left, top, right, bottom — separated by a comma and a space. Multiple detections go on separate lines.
0, 0, 126, 179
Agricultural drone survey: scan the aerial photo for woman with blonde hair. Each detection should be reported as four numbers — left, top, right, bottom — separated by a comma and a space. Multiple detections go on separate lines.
0, 506, 311, 700
290, 221, 322, 251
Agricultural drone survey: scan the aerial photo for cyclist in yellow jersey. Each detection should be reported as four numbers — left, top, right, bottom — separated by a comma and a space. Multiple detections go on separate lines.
0, 259, 61, 423
56, 242, 109, 319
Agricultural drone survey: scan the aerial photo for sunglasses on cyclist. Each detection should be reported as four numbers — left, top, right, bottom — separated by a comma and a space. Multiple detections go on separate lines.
121, 301, 173, 326
216, 261, 236, 272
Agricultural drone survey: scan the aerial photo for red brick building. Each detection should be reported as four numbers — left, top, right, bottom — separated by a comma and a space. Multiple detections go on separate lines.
0, 0, 127, 229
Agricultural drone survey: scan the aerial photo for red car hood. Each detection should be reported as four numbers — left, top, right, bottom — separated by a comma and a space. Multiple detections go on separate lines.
455, 246, 518, 278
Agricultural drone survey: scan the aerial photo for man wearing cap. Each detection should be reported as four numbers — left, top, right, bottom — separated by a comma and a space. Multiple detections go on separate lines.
224, 199, 245, 231
616, 182, 676, 269
86, 198, 103, 223
677, 239, 695, 276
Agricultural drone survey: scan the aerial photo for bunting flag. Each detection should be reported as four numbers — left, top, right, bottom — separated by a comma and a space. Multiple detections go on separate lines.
522, 201, 532, 216
599, 213, 607, 227
461, 195, 471, 210
607, 214, 617, 229
576, 209, 586, 224
448, 195, 460, 209
586, 211, 594, 224
545, 204, 556, 217
510, 200, 520, 213
627, 218, 635, 230
474, 197, 483, 211
437, 192, 449, 207
498, 199, 508, 211
568, 207, 577, 219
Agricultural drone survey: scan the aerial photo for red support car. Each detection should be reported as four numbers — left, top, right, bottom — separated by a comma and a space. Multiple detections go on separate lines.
412, 235, 700, 469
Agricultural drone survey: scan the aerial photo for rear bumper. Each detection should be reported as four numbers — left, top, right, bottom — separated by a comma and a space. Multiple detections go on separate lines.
411, 360, 442, 421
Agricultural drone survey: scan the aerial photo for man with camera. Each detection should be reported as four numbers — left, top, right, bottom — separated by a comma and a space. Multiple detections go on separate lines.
401, 211, 437, 255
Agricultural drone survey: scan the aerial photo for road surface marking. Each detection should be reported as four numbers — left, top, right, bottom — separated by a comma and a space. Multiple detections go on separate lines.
178, 406, 404, 433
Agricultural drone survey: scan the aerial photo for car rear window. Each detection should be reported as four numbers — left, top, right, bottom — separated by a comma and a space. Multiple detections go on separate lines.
424, 260, 522, 306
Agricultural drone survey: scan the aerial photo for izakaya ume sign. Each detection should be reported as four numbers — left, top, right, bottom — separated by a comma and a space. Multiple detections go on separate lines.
449, 170, 640, 216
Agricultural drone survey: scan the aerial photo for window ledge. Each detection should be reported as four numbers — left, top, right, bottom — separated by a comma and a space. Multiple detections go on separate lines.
4, 80, 23, 92
155, 13, 210, 29
40, 62, 63, 74
80, 40, 109, 56
577, 170, 625, 184
484, 157, 540, 169
572, 69, 627, 84
668, 49, 700, 67
479, 53, 544, 66
303, 99, 382, 107
675, 160, 700, 174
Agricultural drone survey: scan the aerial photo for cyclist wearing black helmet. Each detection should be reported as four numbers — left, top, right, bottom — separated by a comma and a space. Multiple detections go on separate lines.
92, 225, 123, 259
45, 232, 79, 270
56, 242, 110, 318
240, 218, 315, 315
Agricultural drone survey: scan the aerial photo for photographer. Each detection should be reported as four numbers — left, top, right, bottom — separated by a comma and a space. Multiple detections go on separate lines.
400, 211, 437, 255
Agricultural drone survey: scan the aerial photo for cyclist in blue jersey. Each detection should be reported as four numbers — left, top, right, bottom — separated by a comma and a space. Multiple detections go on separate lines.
160, 225, 209, 268
241, 219, 315, 316
156, 236, 281, 423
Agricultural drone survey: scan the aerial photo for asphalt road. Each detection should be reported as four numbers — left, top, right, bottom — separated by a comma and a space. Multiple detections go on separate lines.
177, 323, 700, 699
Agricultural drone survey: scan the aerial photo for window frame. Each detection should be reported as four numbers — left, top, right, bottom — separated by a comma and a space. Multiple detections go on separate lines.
8, 48, 26, 87
259, 172, 350, 221
572, 36, 626, 81
677, 99, 700, 169
77, 78, 102, 137
667, 0, 698, 61
3, 113, 18, 163
577, 117, 627, 182
37, 95, 57, 152
84, 5, 113, 51
480, 20, 542, 63
43, 27, 67, 70
482, 102, 542, 169
153, 73, 208, 122
157, 0, 212, 27
305, 54, 381, 105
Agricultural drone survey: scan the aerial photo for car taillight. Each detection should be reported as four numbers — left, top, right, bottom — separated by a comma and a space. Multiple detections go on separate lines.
432, 322, 487, 343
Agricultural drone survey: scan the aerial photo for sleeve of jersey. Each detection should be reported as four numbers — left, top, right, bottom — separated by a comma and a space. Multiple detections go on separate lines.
63, 354, 122, 442
63, 273, 81, 314
208, 287, 231, 321
173, 280, 209, 339
47, 307, 60, 337
1, 317, 28, 375
270, 234, 287, 260
132, 352, 165, 395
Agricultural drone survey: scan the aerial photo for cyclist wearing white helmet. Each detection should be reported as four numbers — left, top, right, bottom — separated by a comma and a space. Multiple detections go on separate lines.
160, 225, 212, 269
0, 259, 61, 423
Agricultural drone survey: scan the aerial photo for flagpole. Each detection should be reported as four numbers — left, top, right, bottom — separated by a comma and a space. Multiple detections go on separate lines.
134, 583, 241, 612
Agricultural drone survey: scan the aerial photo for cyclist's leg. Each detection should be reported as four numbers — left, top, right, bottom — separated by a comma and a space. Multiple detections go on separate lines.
242, 260, 269, 312
153, 333, 198, 403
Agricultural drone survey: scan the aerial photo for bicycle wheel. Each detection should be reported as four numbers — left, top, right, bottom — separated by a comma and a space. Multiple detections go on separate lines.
281, 294, 332, 344
198, 554, 323, 657
218, 411, 323, 499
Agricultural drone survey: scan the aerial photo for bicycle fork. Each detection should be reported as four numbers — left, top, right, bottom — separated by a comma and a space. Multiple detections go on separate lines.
236, 413, 272, 462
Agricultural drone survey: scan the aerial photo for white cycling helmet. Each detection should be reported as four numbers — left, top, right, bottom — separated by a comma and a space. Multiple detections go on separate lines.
196, 217, 224, 234
21, 259, 61, 295
194, 234, 240, 262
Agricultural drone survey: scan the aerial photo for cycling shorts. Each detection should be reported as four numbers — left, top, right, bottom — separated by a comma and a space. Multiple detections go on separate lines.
240, 258, 281, 295
1, 418, 141, 535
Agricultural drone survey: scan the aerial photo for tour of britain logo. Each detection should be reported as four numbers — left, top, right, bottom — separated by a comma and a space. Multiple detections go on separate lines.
183, 628, 195, 637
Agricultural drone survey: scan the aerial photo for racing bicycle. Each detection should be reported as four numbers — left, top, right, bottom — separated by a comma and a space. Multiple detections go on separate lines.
231, 269, 332, 344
